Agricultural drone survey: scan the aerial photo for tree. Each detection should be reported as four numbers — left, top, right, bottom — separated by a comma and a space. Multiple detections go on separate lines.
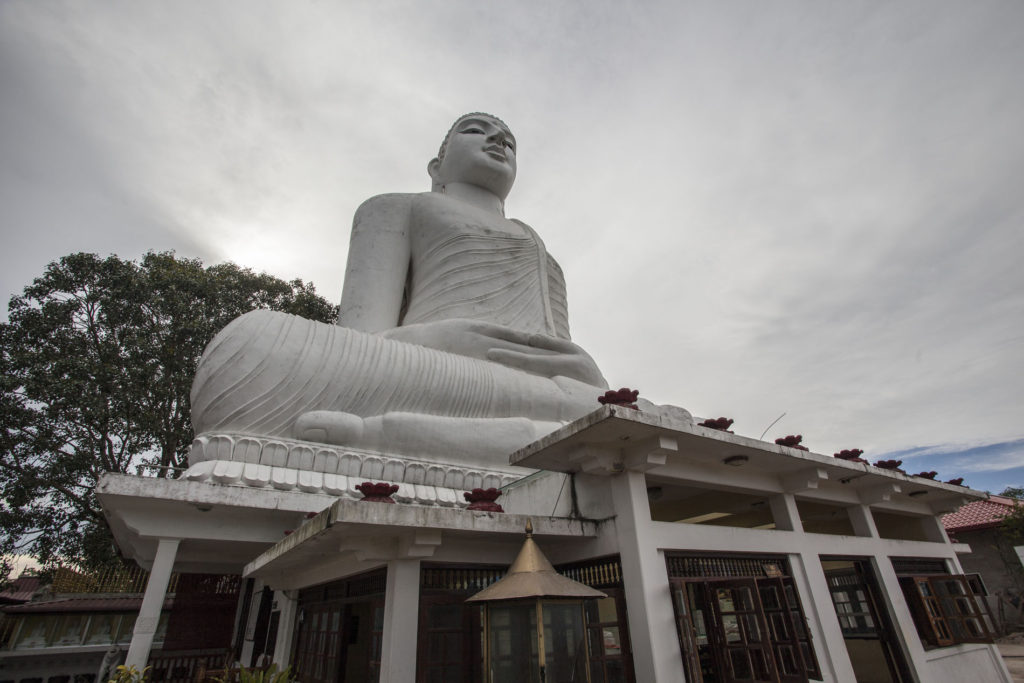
1000, 487, 1024, 500
0, 252, 337, 569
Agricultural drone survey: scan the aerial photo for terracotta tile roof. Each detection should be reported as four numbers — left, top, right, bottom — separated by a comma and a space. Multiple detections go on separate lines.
0, 575, 42, 604
943, 495, 1019, 532
2, 595, 172, 614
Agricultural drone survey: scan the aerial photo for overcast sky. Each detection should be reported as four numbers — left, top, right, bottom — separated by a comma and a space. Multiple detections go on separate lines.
2, 1, 1022, 492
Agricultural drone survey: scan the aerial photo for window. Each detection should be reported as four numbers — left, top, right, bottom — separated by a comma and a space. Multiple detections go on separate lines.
585, 591, 632, 683
898, 574, 995, 647
825, 572, 876, 637
667, 553, 821, 683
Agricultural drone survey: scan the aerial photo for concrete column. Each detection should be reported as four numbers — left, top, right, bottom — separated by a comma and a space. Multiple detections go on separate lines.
769, 493, 803, 532
797, 553, 858, 683
272, 590, 299, 668
870, 555, 929, 674
379, 558, 421, 683
846, 504, 879, 538
125, 538, 180, 668
610, 470, 683, 682
919, 514, 950, 543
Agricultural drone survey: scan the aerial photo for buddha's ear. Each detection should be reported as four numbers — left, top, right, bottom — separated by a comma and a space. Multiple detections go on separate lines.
427, 157, 443, 192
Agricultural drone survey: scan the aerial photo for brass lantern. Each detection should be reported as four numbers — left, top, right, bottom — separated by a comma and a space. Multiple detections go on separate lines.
467, 520, 605, 683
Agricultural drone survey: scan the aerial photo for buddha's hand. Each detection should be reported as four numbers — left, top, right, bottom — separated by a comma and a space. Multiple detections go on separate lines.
379, 319, 607, 387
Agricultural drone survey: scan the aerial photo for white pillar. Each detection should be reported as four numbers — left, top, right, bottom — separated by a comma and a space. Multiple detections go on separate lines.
870, 556, 931, 675
769, 493, 803, 532
846, 504, 879, 538
379, 558, 421, 683
125, 538, 180, 668
919, 514, 950, 543
797, 553, 859, 683
610, 470, 684, 682
272, 590, 298, 668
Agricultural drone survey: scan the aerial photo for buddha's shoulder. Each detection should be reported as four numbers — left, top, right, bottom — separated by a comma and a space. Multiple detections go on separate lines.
354, 192, 419, 215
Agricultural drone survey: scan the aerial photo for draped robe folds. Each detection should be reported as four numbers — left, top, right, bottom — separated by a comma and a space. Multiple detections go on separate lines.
189, 193, 602, 455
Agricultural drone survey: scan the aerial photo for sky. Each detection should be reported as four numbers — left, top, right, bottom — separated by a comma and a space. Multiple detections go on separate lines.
1, 1, 1022, 493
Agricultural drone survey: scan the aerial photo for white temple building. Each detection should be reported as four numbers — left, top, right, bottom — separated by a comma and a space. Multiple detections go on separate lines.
98, 404, 1010, 682
97, 112, 1011, 682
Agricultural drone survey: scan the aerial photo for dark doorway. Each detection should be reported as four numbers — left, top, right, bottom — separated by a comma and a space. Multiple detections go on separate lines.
820, 558, 911, 683
291, 570, 386, 683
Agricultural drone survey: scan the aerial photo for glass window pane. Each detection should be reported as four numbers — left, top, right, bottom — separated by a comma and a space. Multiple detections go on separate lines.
742, 615, 762, 643
14, 616, 53, 649
597, 597, 618, 623
543, 602, 586, 683
601, 626, 621, 655
489, 603, 538, 683
730, 649, 752, 678
776, 645, 799, 674
717, 589, 735, 612
116, 615, 136, 643
722, 615, 741, 643
759, 585, 780, 610
606, 659, 625, 683
83, 614, 119, 645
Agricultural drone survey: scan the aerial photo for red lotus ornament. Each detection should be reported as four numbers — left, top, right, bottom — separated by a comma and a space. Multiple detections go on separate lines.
834, 449, 867, 464
700, 417, 734, 432
775, 435, 808, 451
464, 487, 504, 512
598, 388, 640, 410
355, 482, 400, 503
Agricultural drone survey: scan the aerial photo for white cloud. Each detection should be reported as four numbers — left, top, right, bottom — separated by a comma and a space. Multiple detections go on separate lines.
1, 0, 1022, 467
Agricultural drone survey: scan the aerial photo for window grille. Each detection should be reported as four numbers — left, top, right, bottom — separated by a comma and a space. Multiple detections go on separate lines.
556, 557, 624, 588
891, 557, 948, 576
666, 553, 790, 579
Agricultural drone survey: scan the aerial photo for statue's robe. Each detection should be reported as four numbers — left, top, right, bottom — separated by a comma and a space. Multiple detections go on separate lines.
190, 196, 598, 449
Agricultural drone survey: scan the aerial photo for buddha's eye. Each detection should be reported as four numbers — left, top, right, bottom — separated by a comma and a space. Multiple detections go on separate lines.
503, 140, 515, 150
461, 127, 485, 135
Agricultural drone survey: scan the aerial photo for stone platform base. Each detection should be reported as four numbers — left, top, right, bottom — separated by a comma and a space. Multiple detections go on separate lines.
184, 433, 524, 504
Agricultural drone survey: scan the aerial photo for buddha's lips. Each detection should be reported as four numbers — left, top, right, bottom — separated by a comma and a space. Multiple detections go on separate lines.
484, 146, 507, 160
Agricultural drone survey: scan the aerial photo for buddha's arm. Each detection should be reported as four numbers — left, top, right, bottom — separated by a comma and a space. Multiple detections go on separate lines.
338, 194, 413, 333
382, 318, 607, 388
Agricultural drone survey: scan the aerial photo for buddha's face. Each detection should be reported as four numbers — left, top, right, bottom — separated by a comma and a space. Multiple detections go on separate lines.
430, 115, 517, 198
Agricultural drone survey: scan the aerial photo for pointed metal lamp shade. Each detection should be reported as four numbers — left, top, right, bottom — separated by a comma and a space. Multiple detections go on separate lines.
467, 520, 605, 683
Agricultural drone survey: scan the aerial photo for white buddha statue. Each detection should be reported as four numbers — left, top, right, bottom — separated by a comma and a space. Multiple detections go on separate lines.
189, 113, 686, 468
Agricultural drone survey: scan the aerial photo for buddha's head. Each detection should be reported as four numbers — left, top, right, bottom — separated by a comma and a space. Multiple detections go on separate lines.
428, 113, 517, 199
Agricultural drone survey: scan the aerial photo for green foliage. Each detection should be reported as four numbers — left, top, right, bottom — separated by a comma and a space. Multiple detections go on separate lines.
1000, 502, 1024, 544
108, 664, 150, 683
999, 486, 1024, 500
1, 252, 337, 569
215, 665, 295, 683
